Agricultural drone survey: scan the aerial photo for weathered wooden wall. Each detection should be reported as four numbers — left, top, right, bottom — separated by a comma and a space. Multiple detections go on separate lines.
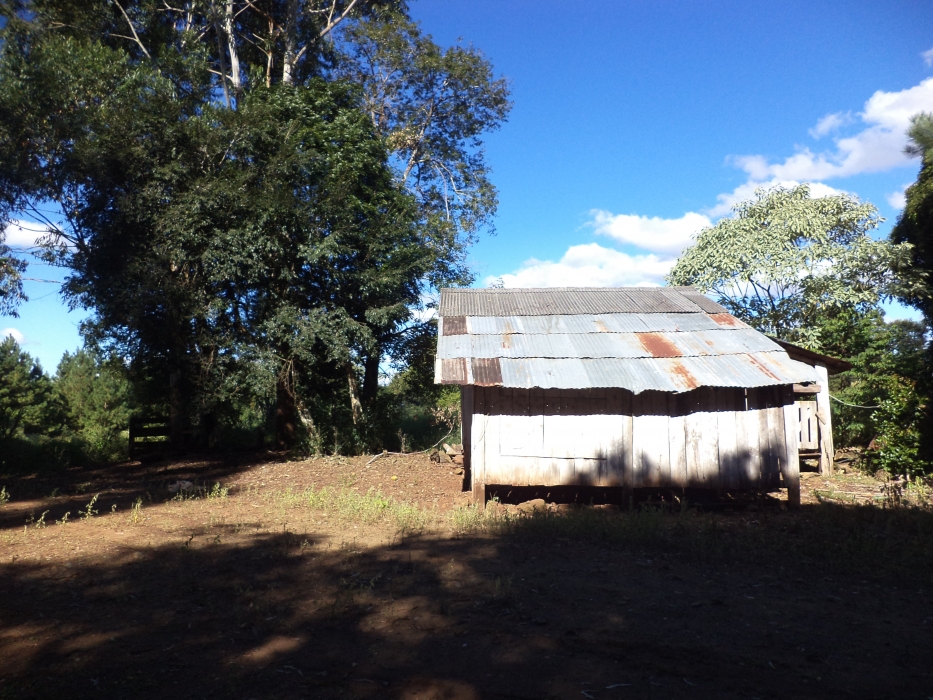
466, 385, 799, 504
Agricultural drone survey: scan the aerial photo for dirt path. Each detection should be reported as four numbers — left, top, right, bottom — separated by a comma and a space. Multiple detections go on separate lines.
1, 455, 931, 699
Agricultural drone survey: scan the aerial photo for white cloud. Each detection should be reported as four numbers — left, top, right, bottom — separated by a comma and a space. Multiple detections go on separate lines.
588, 210, 711, 254
808, 111, 852, 139
3, 220, 49, 248
886, 183, 911, 210
923, 47, 933, 67
706, 178, 849, 218
1, 327, 25, 344
493, 78, 931, 292
733, 77, 933, 181
486, 243, 675, 289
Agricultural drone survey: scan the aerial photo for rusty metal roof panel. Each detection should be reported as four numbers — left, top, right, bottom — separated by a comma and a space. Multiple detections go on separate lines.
434, 288, 824, 390
436, 328, 783, 360
491, 354, 819, 392
439, 287, 708, 316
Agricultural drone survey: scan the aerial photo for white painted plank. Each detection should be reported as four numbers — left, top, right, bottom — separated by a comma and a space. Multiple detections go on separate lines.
683, 388, 719, 489
499, 414, 544, 457
814, 364, 834, 475
632, 392, 668, 488
484, 389, 501, 483
764, 386, 786, 489
717, 389, 741, 491
735, 390, 761, 489
781, 385, 801, 508
668, 394, 687, 489
574, 458, 603, 486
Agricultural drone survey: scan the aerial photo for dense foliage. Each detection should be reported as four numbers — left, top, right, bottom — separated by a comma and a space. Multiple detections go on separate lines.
817, 311, 930, 476
0, 337, 133, 470
667, 184, 913, 349
0, 336, 60, 441
0, 0, 508, 457
890, 112, 933, 463
670, 184, 931, 476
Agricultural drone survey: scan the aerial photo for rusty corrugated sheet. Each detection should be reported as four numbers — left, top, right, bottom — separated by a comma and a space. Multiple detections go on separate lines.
436, 328, 782, 360
494, 354, 818, 393
435, 354, 818, 392
441, 316, 467, 335
471, 358, 503, 386
434, 287, 820, 392
436, 358, 467, 384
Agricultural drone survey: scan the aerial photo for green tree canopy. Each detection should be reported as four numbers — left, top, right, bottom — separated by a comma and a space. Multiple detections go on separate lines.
55, 348, 132, 460
667, 184, 911, 348
0, 335, 61, 441
891, 112, 933, 328
889, 111, 933, 463
0, 0, 509, 451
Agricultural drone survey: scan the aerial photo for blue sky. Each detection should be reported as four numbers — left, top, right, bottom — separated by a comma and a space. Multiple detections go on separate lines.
3, 0, 933, 371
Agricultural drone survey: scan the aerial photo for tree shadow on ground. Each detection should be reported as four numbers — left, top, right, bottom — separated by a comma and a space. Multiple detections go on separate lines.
2, 501, 932, 699
0, 450, 286, 532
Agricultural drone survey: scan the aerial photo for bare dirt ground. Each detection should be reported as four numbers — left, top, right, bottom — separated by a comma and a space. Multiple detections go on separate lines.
1, 453, 931, 700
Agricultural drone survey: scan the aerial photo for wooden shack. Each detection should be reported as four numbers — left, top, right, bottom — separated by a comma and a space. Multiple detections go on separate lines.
435, 287, 826, 508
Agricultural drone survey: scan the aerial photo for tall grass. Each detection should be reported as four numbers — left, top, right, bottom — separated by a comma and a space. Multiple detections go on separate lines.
271, 486, 430, 534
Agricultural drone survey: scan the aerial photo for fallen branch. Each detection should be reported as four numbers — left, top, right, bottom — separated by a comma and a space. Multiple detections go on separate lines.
364, 428, 455, 467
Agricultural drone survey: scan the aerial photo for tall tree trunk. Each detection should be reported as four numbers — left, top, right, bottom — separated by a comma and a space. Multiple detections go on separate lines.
223, 0, 242, 99
362, 350, 380, 404
276, 373, 297, 449
282, 0, 298, 85
346, 363, 363, 425
169, 367, 185, 454
213, 14, 231, 108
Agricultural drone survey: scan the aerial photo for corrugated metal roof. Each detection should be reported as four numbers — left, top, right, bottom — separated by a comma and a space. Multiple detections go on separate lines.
439, 287, 728, 316
437, 328, 781, 360
459, 312, 746, 335
436, 353, 819, 393
434, 286, 817, 392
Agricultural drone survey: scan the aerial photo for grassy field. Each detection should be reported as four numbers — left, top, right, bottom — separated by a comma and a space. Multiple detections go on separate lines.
1, 453, 932, 699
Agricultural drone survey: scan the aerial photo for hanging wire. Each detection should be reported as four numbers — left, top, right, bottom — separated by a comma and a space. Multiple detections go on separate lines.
829, 394, 881, 409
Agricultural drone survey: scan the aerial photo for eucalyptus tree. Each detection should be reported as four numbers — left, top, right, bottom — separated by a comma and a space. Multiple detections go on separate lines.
667, 185, 913, 349
329, 11, 510, 401
0, 0, 509, 450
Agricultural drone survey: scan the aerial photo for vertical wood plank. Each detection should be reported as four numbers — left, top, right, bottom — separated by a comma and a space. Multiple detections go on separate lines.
781, 385, 801, 509
735, 389, 762, 489
541, 456, 561, 486
632, 392, 668, 488
484, 388, 501, 484
656, 392, 672, 489
668, 393, 688, 490
461, 386, 473, 487
604, 388, 632, 488
765, 386, 786, 489
684, 388, 720, 489
752, 387, 775, 490
472, 387, 486, 508
717, 389, 740, 491
814, 364, 834, 476
575, 458, 602, 485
